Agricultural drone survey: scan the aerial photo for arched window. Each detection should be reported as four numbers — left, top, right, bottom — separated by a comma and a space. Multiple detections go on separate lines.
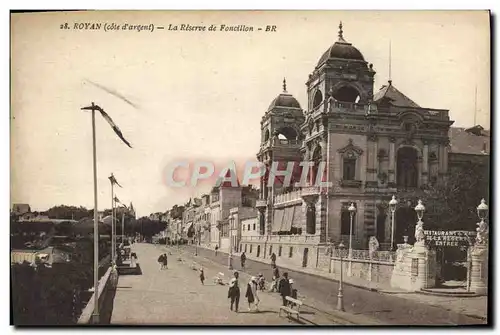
263, 129, 270, 142
397, 147, 419, 189
275, 127, 298, 141
311, 146, 322, 185
333, 86, 361, 103
313, 90, 323, 109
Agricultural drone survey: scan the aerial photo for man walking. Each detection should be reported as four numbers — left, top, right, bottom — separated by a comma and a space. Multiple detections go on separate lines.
270, 265, 280, 292
270, 252, 277, 268
157, 253, 165, 270
279, 272, 291, 307
228, 271, 241, 312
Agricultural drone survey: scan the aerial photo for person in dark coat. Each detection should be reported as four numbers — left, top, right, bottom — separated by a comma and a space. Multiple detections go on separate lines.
157, 254, 165, 270
228, 271, 241, 312
199, 268, 205, 285
278, 272, 291, 306
245, 277, 260, 312
240, 252, 247, 269
270, 252, 277, 268
161, 253, 168, 269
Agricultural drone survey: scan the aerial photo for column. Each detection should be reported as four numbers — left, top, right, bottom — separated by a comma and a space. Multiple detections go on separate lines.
366, 135, 377, 186
422, 141, 429, 185
388, 137, 396, 186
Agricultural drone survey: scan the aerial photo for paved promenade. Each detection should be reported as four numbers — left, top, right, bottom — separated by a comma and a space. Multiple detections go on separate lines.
110, 243, 350, 325
182, 244, 487, 325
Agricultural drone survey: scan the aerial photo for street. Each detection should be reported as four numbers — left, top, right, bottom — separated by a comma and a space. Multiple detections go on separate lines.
181, 245, 486, 325
110, 243, 347, 325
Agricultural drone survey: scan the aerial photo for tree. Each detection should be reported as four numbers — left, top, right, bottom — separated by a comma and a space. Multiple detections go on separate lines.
401, 161, 489, 231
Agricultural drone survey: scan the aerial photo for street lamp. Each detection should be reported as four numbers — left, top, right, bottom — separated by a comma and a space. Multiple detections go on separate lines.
337, 242, 345, 312
415, 199, 425, 223
477, 198, 488, 222
228, 216, 233, 270
348, 203, 356, 258
389, 195, 398, 251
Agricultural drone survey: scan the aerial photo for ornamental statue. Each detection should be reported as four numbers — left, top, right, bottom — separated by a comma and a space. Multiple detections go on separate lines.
415, 221, 425, 243
368, 236, 379, 258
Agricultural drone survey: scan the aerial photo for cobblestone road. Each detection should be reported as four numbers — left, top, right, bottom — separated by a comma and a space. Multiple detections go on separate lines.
110, 243, 347, 325
182, 245, 487, 326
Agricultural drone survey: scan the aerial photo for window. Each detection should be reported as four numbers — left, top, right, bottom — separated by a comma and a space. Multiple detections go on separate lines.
245, 244, 247, 252
278, 246, 282, 257
289, 247, 293, 258
239, 244, 242, 252
248, 224, 250, 231
343, 158, 356, 180
253, 224, 256, 231
269, 246, 273, 255
250, 244, 253, 254
243, 225, 245, 231
340, 204, 356, 236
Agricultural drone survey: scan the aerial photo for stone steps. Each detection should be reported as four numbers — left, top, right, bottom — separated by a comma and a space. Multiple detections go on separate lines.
419, 288, 481, 298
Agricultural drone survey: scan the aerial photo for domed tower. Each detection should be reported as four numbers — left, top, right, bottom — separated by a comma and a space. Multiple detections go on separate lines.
307, 22, 376, 112
257, 79, 305, 201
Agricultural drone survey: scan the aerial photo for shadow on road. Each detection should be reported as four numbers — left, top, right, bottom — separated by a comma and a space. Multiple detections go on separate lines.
118, 263, 143, 276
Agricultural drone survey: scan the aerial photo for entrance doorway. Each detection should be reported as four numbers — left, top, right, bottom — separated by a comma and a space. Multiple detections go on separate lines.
302, 248, 309, 268
436, 246, 469, 287
397, 147, 419, 189
257, 245, 261, 257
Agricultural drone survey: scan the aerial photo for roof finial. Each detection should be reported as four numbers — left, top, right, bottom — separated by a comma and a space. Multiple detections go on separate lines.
338, 21, 344, 41
283, 77, 287, 93
388, 40, 392, 85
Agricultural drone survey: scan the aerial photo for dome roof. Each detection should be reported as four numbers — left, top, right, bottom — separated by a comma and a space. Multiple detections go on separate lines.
267, 78, 302, 111
268, 93, 301, 110
316, 22, 365, 67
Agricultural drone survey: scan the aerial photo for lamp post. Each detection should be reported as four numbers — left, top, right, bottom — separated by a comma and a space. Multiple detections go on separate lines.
337, 242, 345, 312
414, 199, 426, 245
477, 198, 488, 223
389, 195, 398, 251
476, 198, 489, 244
415, 200, 425, 223
228, 216, 233, 270
348, 203, 356, 258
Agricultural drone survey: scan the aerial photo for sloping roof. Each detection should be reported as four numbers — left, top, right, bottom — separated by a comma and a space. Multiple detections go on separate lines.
449, 126, 490, 155
373, 82, 420, 108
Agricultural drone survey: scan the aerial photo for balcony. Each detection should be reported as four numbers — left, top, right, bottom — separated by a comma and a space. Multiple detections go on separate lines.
255, 199, 267, 209
242, 235, 320, 244
274, 190, 302, 205
261, 139, 302, 149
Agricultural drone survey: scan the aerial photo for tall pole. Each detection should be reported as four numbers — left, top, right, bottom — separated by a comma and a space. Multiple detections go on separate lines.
110, 179, 115, 267
391, 209, 395, 251
122, 210, 125, 243
337, 244, 345, 311
349, 212, 353, 258
91, 105, 99, 323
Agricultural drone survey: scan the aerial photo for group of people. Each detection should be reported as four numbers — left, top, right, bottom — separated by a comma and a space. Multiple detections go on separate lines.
227, 271, 261, 313
157, 253, 168, 270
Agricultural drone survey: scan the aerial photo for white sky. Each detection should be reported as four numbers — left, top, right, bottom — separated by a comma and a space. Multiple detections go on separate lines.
10, 10, 490, 217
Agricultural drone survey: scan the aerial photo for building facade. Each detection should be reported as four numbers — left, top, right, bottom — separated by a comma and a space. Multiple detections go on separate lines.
239, 22, 490, 269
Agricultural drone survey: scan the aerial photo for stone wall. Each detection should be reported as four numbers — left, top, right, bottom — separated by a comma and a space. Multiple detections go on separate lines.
330, 257, 394, 283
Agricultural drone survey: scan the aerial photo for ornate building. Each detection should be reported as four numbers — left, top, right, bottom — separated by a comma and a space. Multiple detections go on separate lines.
242, 22, 489, 267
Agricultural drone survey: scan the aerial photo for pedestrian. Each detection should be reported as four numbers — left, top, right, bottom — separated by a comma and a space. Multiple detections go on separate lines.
162, 253, 168, 269
289, 278, 298, 308
245, 276, 260, 312
215, 245, 219, 256
279, 272, 291, 307
271, 252, 277, 268
240, 252, 246, 269
257, 273, 266, 291
157, 253, 165, 270
270, 266, 280, 292
227, 271, 241, 312
199, 268, 205, 285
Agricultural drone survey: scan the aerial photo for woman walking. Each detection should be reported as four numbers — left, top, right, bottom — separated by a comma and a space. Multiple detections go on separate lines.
245, 276, 260, 312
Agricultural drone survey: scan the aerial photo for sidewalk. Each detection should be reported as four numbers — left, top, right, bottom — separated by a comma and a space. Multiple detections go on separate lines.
195, 244, 487, 321
111, 243, 349, 325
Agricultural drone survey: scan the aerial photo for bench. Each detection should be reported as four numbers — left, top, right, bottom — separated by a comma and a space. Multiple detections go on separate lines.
279, 296, 303, 320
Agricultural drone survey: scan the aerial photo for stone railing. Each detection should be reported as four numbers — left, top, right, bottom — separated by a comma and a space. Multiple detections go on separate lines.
274, 190, 302, 204
243, 235, 320, 244
77, 264, 118, 324
331, 248, 396, 263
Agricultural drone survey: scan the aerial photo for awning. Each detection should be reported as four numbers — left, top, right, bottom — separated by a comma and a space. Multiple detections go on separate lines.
291, 204, 303, 229
281, 206, 295, 232
272, 209, 284, 233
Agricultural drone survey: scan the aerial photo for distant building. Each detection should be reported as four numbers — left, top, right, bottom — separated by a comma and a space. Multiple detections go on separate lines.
12, 204, 31, 216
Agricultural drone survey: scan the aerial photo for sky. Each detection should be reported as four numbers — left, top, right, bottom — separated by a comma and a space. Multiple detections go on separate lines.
10, 10, 490, 217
